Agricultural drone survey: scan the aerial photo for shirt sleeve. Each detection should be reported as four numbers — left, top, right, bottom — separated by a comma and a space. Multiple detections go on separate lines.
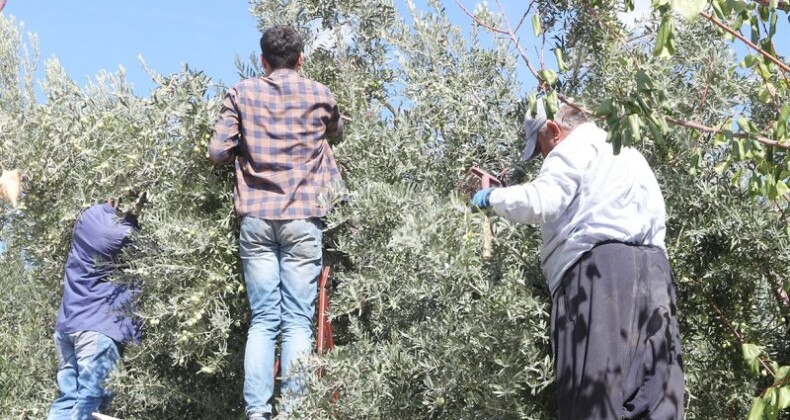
489, 139, 594, 225
209, 88, 241, 164
105, 214, 136, 255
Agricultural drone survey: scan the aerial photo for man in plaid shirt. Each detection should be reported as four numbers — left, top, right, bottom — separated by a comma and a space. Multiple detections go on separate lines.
209, 25, 343, 420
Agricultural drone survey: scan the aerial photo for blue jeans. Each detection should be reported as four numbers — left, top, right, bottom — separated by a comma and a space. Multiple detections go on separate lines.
48, 330, 122, 420
240, 217, 323, 417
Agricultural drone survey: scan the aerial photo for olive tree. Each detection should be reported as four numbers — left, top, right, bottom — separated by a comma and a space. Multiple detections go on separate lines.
2, 0, 790, 419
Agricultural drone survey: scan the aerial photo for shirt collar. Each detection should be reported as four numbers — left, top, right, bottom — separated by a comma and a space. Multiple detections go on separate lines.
540, 122, 602, 165
267, 68, 298, 78
556, 122, 601, 151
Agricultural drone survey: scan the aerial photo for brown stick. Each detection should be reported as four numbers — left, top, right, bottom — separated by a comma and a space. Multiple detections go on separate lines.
482, 215, 493, 260
470, 168, 503, 261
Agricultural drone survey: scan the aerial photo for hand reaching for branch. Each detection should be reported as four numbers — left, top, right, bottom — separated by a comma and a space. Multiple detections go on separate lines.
0, 169, 22, 209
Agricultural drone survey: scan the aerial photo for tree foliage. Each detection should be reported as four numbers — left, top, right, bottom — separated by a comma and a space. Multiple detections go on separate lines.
1, 0, 790, 419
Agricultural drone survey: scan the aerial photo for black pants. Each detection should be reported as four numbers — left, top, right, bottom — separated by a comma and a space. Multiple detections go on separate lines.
551, 242, 685, 420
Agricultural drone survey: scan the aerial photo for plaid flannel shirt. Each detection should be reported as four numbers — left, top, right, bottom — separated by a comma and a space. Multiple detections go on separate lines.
210, 69, 343, 220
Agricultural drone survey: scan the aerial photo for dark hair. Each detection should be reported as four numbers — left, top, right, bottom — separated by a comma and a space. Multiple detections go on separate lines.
260, 25, 304, 70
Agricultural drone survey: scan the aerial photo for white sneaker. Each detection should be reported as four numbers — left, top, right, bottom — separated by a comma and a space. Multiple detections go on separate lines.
92, 414, 123, 420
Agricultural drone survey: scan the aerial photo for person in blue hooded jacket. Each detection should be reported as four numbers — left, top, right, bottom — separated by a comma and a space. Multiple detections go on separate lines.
48, 191, 146, 420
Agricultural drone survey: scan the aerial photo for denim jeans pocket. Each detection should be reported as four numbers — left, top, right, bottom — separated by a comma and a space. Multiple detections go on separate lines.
54, 331, 74, 368
239, 216, 276, 259
282, 218, 322, 260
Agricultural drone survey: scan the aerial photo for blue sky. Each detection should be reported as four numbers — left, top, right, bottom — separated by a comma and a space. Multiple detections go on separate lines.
1, 1, 787, 98
2, 1, 261, 95
1, 1, 532, 97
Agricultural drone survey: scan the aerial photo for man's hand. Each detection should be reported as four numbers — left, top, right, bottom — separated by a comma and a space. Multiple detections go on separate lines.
0, 169, 22, 208
471, 187, 496, 209
130, 190, 149, 216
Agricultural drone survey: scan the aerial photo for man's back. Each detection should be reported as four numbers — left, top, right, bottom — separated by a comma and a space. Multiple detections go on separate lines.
489, 121, 666, 294
210, 69, 343, 220
56, 203, 140, 344
476, 105, 684, 420
540, 123, 666, 292
211, 26, 345, 418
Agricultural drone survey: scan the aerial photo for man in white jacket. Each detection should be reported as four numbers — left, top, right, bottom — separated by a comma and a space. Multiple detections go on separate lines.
472, 101, 685, 420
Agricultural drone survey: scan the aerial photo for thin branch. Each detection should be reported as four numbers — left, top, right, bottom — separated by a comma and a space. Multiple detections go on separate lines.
697, 54, 714, 117
758, 10, 780, 71
779, 202, 790, 228
515, 0, 547, 70
766, 268, 790, 319
456, 2, 790, 150
709, 300, 748, 342
556, 94, 789, 149
679, 272, 781, 382
513, 9, 531, 33
709, 299, 776, 379
502, 1, 541, 81
664, 116, 787, 149
377, 98, 397, 121
700, 11, 790, 75
455, 0, 541, 81
587, 7, 642, 69
750, 4, 789, 97
540, 16, 546, 70
453, 0, 509, 35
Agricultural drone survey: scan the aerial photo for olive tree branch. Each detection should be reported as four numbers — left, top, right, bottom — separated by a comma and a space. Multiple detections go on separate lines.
455, 3, 790, 150
708, 298, 777, 379
553, 95, 790, 149
513, 8, 531, 33
696, 54, 714, 119
454, 0, 541, 81
453, 0, 508, 35
700, 11, 790, 77
664, 116, 788, 148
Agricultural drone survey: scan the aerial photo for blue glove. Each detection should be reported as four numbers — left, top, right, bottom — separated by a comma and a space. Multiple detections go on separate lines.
471, 187, 495, 209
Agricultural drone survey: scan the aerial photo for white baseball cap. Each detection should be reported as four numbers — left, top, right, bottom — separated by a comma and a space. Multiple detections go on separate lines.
522, 99, 547, 161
